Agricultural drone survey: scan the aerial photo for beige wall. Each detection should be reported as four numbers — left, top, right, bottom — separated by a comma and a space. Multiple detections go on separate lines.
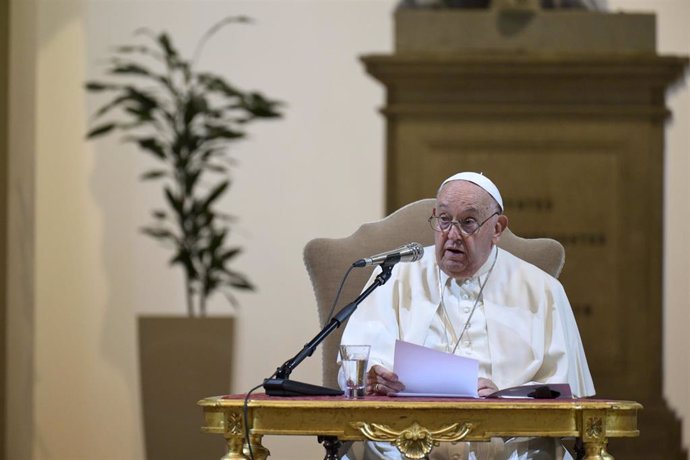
9, 1, 392, 459
5, 1, 690, 460
6, 0, 37, 459
0, 0, 9, 457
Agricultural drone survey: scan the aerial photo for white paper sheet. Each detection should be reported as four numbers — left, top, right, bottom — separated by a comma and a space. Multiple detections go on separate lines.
392, 340, 479, 398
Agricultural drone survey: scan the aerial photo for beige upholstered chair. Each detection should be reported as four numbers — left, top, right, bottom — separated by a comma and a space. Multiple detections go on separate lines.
303, 198, 565, 389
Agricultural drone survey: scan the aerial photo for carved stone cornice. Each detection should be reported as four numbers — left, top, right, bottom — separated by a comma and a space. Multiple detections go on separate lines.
361, 54, 688, 118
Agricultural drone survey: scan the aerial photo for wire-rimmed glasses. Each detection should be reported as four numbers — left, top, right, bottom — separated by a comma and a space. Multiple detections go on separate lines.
428, 211, 499, 237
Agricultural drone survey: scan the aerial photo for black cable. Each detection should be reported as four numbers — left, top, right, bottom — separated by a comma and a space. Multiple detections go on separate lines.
323, 264, 356, 326
242, 382, 264, 460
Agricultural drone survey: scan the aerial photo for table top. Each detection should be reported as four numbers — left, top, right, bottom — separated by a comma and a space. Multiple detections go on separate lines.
199, 393, 642, 442
201, 393, 642, 409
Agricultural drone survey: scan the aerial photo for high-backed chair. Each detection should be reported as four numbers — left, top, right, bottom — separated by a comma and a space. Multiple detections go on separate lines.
303, 198, 565, 389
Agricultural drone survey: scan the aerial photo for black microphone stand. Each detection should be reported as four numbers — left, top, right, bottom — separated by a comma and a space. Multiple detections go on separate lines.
263, 263, 394, 396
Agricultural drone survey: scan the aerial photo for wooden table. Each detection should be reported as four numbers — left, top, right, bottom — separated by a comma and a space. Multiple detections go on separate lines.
198, 394, 641, 459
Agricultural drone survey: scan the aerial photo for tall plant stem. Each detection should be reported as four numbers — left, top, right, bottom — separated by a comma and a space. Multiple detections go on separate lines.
200, 293, 207, 317
184, 273, 194, 317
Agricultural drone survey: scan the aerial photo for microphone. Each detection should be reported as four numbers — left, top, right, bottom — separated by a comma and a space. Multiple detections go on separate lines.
353, 242, 424, 268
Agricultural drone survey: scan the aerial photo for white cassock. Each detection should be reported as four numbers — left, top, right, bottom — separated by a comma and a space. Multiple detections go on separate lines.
338, 245, 595, 460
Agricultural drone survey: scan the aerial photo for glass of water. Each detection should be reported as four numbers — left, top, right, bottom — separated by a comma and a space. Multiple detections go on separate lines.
339, 345, 370, 399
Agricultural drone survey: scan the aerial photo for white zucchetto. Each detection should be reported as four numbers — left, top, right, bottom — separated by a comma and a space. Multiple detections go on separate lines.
439, 172, 504, 211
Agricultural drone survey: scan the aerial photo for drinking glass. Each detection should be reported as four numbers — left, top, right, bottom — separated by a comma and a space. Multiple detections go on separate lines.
339, 345, 370, 399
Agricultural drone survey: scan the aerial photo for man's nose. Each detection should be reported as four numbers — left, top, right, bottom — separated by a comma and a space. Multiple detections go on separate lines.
446, 222, 464, 239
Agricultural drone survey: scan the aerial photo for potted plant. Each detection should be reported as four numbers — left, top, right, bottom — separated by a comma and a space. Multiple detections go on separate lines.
85, 17, 282, 459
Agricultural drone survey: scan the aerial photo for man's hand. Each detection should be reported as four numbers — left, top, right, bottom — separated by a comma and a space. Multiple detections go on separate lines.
478, 377, 498, 397
367, 365, 405, 395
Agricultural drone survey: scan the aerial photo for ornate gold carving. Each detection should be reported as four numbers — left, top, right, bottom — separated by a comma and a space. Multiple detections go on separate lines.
351, 421, 473, 459
227, 413, 242, 436
586, 416, 603, 439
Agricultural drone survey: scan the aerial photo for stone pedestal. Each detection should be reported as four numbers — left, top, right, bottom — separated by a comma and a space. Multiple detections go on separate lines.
395, 9, 655, 54
363, 8, 688, 459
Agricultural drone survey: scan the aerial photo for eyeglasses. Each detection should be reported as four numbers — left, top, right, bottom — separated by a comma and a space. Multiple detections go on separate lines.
428, 211, 499, 237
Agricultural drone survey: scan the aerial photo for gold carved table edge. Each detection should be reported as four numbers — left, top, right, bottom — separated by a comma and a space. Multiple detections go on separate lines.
198, 394, 641, 460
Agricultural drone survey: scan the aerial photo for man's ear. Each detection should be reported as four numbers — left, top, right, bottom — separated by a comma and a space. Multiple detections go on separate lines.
493, 215, 509, 242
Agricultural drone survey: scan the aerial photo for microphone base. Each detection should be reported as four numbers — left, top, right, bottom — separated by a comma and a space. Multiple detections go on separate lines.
263, 378, 343, 397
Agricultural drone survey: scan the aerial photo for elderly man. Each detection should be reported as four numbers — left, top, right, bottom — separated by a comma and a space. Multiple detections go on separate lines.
338, 172, 594, 460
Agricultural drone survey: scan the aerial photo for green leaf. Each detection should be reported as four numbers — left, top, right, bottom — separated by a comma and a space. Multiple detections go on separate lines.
243, 92, 283, 118
204, 125, 245, 140
126, 87, 158, 110
85, 81, 118, 92
208, 230, 228, 251
197, 73, 242, 98
129, 137, 166, 159
124, 105, 154, 121
183, 94, 206, 125
164, 187, 183, 214
202, 180, 229, 209
140, 170, 167, 180
91, 86, 158, 120
173, 137, 202, 161
109, 63, 152, 77
141, 226, 176, 240
169, 249, 198, 278
86, 123, 117, 138
184, 170, 201, 194
230, 280, 254, 290
223, 270, 254, 290
221, 248, 241, 261
158, 32, 178, 61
